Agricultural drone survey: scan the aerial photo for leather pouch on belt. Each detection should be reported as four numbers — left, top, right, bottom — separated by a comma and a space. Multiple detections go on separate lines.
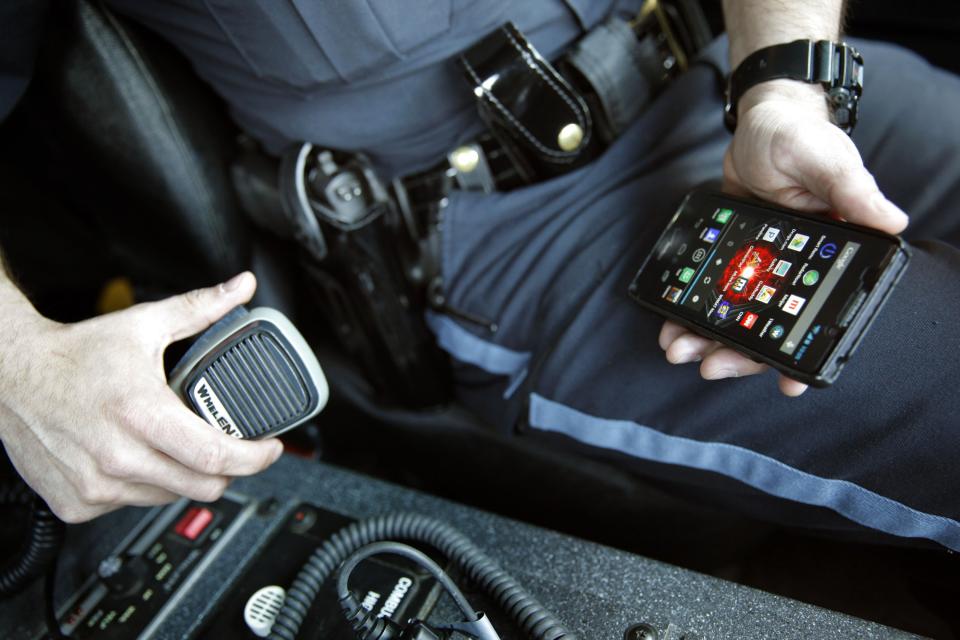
459, 23, 596, 184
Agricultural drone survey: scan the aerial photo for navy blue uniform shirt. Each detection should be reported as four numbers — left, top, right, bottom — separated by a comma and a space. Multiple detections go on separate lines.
101, 0, 641, 176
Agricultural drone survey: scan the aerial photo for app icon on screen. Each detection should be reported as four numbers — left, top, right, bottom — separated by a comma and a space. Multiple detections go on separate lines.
716, 301, 731, 319
802, 270, 820, 286
819, 242, 838, 259
664, 286, 683, 303
740, 312, 759, 329
732, 277, 748, 292
762, 227, 780, 242
679, 267, 696, 283
702, 227, 721, 243
769, 324, 785, 339
772, 259, 792, 276
788, 233, 810, 251
755, 285, 777, 304
784, 294, 806, 315
714, 208, 733, 224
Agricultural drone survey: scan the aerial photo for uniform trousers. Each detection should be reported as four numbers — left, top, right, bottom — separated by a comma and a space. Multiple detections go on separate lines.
433, 37, 960, 551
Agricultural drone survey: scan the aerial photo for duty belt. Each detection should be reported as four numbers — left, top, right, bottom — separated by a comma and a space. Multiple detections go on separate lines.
241, 1, 714, 406
389, 1, 713, 315
399, 0, 713, 199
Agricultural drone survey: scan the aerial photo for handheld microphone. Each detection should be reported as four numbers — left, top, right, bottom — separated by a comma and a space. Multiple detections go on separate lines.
169, 307, 328, 439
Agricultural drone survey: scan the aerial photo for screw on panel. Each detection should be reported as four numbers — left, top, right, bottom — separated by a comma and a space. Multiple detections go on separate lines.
624, 622, 660, 640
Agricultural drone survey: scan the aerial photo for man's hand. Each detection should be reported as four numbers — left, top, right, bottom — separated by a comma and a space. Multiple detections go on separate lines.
659, 80, 909, 396
0, 272, 283, 522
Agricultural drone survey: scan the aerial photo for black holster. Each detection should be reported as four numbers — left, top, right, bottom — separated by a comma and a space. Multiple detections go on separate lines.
276, 144, 451, 408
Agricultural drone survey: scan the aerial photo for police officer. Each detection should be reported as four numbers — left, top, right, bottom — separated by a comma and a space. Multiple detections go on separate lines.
1, 0, 959, 556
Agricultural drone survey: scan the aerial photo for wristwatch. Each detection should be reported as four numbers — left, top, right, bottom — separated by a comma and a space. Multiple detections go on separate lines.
724, 39, 864, 135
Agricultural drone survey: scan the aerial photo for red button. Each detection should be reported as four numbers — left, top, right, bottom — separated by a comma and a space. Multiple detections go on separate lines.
174, 507, 214, 540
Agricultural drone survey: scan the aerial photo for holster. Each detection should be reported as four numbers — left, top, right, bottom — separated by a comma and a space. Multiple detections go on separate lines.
275, 145, 451, 408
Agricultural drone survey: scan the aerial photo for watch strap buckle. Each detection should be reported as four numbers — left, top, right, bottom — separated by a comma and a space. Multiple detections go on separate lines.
813, 41, 864, 133
725, 39, 864, 135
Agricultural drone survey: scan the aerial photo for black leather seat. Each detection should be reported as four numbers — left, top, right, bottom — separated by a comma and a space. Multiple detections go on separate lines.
1, 0, 250, 294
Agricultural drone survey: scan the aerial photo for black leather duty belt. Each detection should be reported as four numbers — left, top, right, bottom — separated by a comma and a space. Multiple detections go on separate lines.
397, 0, 713, 205
382, 1, 714, 316
256, 2, 715, 401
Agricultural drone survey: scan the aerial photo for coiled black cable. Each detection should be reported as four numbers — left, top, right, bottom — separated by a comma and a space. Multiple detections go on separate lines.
268, 513, 577, 640
0, 482, 65, 597
338, 542, 490, 640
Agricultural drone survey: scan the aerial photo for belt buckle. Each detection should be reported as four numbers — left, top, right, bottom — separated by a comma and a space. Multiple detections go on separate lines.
629, 0, 692, 74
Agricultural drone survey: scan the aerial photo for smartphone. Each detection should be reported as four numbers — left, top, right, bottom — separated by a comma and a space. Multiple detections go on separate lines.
628, 190, 910, 386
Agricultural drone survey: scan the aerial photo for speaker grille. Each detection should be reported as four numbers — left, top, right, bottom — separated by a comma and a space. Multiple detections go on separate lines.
203, 331, 310, 438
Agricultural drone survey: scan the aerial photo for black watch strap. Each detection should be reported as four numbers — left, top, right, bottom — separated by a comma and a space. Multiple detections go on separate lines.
724, 39, 864, 134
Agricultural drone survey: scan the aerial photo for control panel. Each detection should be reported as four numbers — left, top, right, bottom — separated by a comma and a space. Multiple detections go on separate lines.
0, 456, 917, 640
56, 496, 247, 638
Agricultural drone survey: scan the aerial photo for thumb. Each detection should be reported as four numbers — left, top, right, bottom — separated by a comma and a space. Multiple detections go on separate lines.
788, 129, 909, 234
142, 271, 257, 344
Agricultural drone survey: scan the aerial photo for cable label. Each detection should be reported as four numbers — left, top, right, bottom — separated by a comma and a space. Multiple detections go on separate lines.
192, 377, 242, 438
377, 576, 413, 619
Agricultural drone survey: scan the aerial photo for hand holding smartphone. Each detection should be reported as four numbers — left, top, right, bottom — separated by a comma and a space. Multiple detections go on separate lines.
629, 190, 909, 387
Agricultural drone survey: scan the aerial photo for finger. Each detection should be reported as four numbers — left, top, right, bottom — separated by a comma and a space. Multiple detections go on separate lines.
112, 482, 181, 508
138, 271, 258, 345
664, 332, 714, 364
778, 375, 809, 397
786, 130, 908, 234
51, 502, 118, 524
658, 321, 689, 351
144, 395, 283, 477
57, 481, 179, 524
136, 456, 231, 503
100, 442, 233, 503
699, 347, 768, 380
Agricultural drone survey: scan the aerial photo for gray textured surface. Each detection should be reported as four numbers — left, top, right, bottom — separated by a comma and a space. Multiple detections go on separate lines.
0, 455, 923, 639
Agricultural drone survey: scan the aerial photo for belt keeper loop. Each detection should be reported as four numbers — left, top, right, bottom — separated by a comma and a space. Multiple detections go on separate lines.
629, 0, 689, 72
447, 143, 496, 193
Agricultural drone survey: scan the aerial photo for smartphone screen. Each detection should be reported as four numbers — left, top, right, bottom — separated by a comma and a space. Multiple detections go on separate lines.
629, 191, 906, 381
